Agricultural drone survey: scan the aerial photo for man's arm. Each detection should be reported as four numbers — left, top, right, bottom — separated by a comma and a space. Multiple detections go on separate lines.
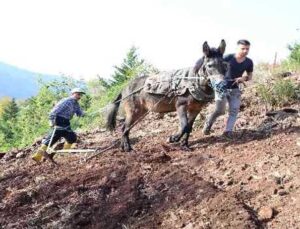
234, 72, 253, 84
74, 102, 84, 117
243, 59, 254, 81
244, 72, 253, 81
234, 59, 253, 84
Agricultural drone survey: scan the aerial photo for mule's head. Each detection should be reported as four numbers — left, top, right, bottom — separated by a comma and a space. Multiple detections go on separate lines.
200, 39, 228, 81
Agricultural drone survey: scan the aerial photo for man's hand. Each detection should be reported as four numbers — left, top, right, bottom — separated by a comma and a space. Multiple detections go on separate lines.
233, 76, 248, 85
234, 72, 252, 85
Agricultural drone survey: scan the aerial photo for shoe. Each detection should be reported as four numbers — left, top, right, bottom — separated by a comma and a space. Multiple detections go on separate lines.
62, 142, 76, 153
31, 144, 48, 163
202, 123, 212, 135
63, 142, 73, 150
222, 131, 234, 139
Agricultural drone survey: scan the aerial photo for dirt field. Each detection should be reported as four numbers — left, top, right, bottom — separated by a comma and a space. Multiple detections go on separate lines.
1, 84, 300, 229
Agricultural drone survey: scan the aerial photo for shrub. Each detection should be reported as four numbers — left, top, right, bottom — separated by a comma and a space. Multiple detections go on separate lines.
279, 41, 300, 73
288, 42, 300, 64
256, 78, 299, 108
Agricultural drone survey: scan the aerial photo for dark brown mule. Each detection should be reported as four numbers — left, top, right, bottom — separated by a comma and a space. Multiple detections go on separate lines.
106, 40, 227, 152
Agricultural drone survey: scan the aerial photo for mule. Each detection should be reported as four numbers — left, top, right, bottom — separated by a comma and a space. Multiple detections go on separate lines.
106, 40, 227, 152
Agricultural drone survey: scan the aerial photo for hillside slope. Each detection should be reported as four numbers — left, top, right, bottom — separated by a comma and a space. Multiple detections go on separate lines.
0, 83, 300, 228
0, 62, 59, 99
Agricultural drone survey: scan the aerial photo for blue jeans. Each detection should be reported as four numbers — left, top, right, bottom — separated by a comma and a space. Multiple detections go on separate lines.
205, 88, 241, 132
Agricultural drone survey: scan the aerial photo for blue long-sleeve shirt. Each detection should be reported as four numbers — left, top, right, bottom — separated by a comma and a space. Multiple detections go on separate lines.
49, 97, 84, 122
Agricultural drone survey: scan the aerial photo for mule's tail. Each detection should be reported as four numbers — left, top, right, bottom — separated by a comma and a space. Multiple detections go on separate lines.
106, 93, 122, 131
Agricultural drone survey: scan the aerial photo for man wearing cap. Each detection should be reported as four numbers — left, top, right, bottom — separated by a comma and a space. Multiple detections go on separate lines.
31, 88, 86, 163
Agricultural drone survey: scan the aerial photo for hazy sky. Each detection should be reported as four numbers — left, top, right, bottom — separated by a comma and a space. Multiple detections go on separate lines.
0, 0, 299, 80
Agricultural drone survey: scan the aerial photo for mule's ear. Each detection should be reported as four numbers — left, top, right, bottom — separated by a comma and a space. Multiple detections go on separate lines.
218, 39, 226, 55
203, 41, 210, 56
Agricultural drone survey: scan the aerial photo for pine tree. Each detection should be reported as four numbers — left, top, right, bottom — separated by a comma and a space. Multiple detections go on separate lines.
0, 98, 19, 150
288, 42, 300, 64
110, 46, 158, 87
1, 98, 18, 121
0, 97, 12, 116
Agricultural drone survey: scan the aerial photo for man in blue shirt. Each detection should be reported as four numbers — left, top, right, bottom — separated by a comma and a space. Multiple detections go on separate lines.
32, 88, 85, 163
202, 39, 253, 138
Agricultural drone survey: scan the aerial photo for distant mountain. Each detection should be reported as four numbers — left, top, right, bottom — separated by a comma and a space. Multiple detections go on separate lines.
0, 62, 60, 99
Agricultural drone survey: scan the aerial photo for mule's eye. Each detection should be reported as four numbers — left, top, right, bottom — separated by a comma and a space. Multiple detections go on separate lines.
207, 64, 213, 68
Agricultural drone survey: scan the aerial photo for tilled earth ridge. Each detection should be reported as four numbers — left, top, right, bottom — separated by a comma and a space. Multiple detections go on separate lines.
0, 85, 300, 229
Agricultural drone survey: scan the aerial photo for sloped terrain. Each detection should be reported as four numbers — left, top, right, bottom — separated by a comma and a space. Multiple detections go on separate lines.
0, 83, 300, 229
0, 61, 60, 99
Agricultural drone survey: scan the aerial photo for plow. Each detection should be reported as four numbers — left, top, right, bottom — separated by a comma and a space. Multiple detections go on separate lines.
44, 126, 119, 164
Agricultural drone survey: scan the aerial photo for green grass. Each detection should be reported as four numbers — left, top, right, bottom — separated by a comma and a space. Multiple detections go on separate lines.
256, 77, 299, 108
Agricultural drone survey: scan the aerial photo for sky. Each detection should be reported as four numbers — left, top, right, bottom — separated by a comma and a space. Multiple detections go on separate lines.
0, 0, 299, 80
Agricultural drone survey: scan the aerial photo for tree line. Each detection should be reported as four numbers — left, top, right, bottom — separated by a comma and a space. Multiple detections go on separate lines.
1, 42, 299, 153
0, 47, 157, 152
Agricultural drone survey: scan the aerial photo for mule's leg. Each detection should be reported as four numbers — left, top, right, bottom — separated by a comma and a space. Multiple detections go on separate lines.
180, 110, 199, 149
121, 119, 133, 152
120, 123, 127, 151
169, 104, 188, 143
121, 102, 147, 152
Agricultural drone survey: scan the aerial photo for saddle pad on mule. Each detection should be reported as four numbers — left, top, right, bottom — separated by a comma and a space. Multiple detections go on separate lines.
143, 67, 214, 101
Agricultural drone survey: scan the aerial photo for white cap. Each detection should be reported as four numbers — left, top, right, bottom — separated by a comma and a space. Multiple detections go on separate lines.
71, 88, 85, 94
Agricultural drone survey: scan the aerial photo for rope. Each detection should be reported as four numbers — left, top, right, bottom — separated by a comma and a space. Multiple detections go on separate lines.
86, 86, 145, 117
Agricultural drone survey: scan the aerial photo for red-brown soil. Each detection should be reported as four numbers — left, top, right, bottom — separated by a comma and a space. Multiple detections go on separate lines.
1, 85, 299, 229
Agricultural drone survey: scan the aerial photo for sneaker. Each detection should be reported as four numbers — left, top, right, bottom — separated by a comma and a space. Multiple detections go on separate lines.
222, 131, 234, 139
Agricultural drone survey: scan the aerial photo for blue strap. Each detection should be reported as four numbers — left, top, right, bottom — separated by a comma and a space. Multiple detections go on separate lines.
210, 80, 228, 97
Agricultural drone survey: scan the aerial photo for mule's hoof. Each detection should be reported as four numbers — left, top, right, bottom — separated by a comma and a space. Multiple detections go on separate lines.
123, 144, 132, 152
51, 162, 59, 167
180, 145, 192, 151
49, 159, 58, 166
168, 136, 180, 143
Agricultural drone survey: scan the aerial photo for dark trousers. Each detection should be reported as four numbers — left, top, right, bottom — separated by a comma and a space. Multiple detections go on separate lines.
42, 116, 77, 146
